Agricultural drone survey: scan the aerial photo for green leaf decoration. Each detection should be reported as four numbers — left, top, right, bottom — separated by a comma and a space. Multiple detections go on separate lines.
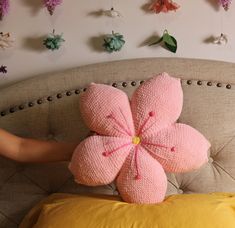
148, 30, 177, 53
163, 32, 176, 47
164, 35, 177, 53
103, 31, 125, 53
43, 30, 65, 51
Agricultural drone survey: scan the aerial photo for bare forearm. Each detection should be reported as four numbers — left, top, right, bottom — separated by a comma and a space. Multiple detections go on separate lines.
0, 128, 78, 163
18, 139, 78, 163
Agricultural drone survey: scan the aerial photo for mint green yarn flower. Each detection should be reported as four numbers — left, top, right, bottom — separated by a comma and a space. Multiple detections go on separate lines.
103, 31, 125, 53
43, 30, 65, 51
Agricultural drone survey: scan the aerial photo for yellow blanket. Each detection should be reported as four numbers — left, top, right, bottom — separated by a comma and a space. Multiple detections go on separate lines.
20, 192, 235, 228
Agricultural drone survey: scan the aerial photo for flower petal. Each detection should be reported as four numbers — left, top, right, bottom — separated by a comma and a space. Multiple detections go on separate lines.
131, 72, 183, 138
69, 136, 133, 186
116, 146, 167, 204
141, 123, 210, 173
80, 83, 135, 137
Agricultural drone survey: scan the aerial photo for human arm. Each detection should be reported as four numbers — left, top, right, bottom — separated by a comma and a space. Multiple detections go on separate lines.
0, 128, 78, 163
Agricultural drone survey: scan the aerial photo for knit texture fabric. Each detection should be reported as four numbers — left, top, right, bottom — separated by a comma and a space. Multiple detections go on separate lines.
69, 73, 210, 204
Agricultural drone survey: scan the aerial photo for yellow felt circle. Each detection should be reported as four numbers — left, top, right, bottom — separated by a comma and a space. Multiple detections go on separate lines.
132, 136, 141, 145
20, 193, 235, 228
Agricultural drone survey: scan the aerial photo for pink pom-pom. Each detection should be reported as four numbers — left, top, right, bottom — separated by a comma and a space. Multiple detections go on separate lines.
219, 0, 232, 10
43, 0, 63, 15
0, 0, 10, 20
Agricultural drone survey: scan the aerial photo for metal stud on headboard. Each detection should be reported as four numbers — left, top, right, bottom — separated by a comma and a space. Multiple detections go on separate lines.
0, 79, 233, 118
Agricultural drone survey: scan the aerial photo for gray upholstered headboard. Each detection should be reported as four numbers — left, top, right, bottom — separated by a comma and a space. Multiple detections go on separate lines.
1, 57, 235, 227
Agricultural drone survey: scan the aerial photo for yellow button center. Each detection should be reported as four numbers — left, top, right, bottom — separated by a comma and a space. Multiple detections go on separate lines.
132, 136, 141, 145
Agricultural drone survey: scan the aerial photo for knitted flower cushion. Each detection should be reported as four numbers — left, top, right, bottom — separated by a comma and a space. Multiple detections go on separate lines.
69, 73, 210, 204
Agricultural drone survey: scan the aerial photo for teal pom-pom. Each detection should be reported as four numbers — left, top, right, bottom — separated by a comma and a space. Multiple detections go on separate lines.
43, 30, 65, 51
103, 31, 125, 53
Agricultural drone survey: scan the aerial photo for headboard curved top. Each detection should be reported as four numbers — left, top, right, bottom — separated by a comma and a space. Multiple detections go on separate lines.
0, 57, 235, 227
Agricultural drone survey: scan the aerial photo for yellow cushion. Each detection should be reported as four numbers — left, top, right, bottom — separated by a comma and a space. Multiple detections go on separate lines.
20, 192, 235, 228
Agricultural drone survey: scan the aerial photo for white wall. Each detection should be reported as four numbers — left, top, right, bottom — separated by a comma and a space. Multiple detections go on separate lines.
0, 0, 234, 88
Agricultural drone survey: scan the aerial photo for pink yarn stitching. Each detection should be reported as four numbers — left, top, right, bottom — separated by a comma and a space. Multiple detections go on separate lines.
142, 141, 175, 152
104, 111, 176, 179
107, 113, 132, 136
102, 142, 132, 157
119, 107, 133, 136
137, 111, 155, 135
134, 146, 141, 180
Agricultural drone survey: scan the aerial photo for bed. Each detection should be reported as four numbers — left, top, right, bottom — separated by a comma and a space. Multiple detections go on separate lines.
0, 57, 235, 227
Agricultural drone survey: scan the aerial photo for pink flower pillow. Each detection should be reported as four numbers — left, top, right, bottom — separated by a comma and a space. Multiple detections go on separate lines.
69, 73, 210, 204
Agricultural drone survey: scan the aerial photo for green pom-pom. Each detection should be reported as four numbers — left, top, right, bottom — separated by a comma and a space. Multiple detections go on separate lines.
43, 30, 65, 51
103, 31, 125, 53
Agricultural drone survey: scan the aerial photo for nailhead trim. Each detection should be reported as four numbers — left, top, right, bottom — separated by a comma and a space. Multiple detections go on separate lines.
186, 80, 234, 90
0, 79, 234, 118
197, 81, 202, 85
28, 102, 34, 107
47, 96, 53, 101
226, 84, 232, 89
57, 93, 62, 99
187, 80, 192, 85
122, 82, 127, 87
66, 91, 72, 96
0, 87, 83, 117
9, 108, 15, 113
131, 81, 136, 86
75, 89, 80, 94
19, 105, 25, 110
37, 99, 43, 104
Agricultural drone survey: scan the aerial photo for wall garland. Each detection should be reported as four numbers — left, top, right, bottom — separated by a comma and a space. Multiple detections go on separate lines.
0, 0, 233, 77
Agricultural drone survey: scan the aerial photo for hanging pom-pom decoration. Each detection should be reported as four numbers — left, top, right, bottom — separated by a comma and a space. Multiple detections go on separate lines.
103, 31, 125, 53
0, 32, 14, 49
213, 33, 228, 45
0, 65, 7, 74
0, 0, 10, 20
103, 7, 121, 18
149, 0, 180, 14
219, 0, 232, 10
43, 0, 63, 15
43, 30, 65, 51
148, 29, 177, 53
